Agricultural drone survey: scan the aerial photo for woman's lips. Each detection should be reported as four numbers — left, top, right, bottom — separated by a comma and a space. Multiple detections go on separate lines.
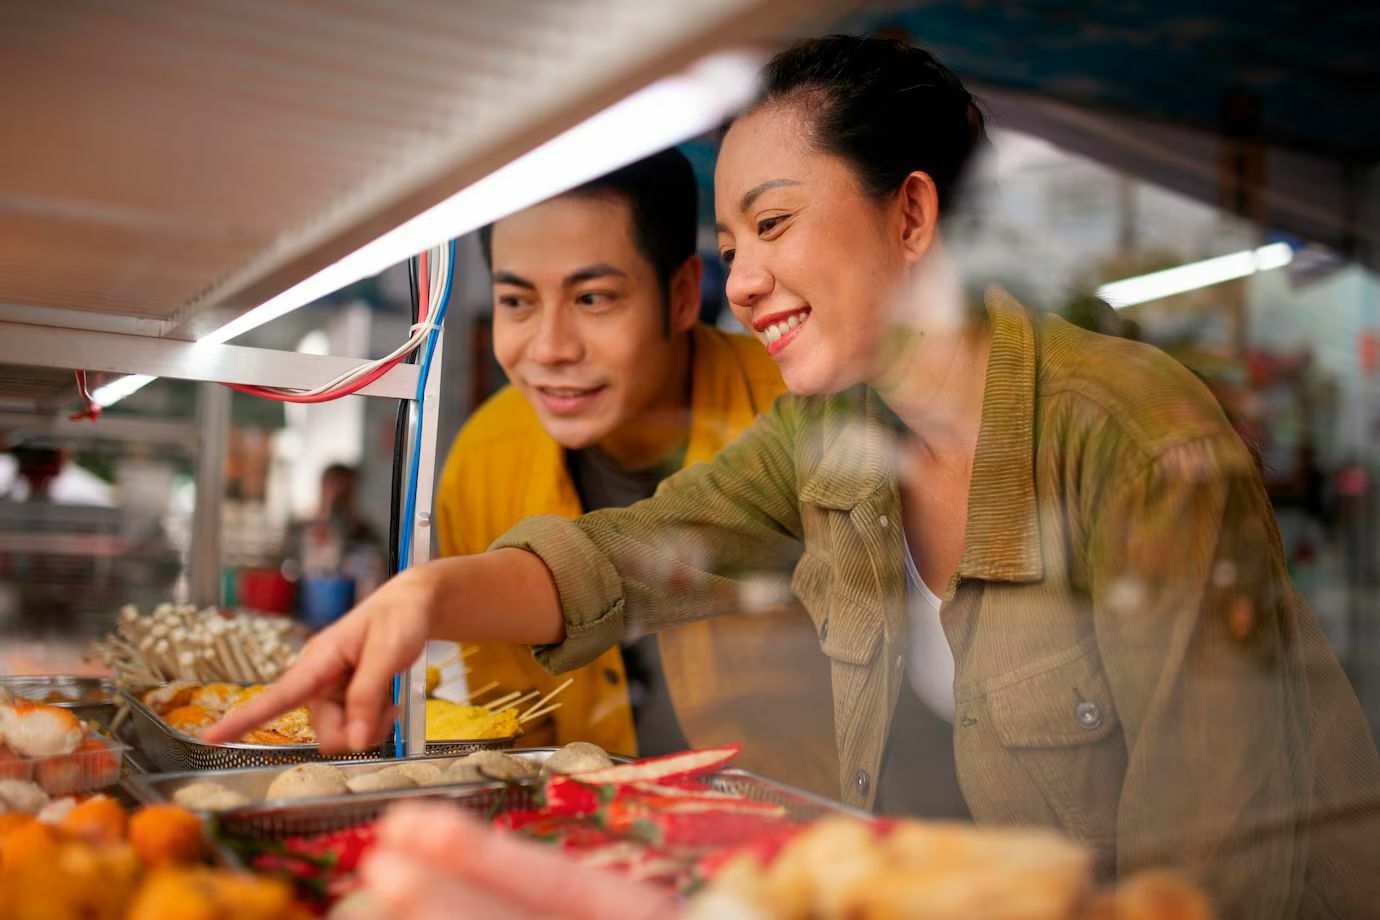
533, 385, 607, 415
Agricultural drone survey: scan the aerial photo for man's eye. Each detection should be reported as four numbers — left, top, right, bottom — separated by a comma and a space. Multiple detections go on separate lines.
720, 249, 736, 266
576, 292, 612, 306
757, 215, 787, 235
496, 295, 526, 309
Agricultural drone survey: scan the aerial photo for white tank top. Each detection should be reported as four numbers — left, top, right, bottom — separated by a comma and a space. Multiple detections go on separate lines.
902, 534, 956, 722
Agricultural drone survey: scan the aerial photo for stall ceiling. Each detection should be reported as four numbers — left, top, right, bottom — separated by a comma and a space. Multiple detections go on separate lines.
856, 0, 1380, 164
0, 0, 841, 346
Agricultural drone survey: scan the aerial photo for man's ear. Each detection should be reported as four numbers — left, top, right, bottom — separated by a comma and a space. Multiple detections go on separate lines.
897, 171, 939, 264
667, 253, 703, 335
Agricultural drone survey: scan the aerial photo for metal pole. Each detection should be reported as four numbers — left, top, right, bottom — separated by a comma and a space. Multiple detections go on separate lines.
400, 329, 445, 756
189, 382, 230, 608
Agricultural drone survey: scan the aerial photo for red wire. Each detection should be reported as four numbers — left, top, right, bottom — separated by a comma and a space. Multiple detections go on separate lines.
227, 252, 433, 403
69, 370, 101, 421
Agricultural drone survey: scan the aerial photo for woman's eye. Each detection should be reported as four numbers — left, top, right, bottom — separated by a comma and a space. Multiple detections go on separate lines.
720, 248, 736, 266
496, 295, 526, 309
756, 215, 787, 235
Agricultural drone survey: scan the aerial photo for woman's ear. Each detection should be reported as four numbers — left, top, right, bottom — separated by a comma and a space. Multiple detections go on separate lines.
667, 253, 703, 336
897, 171, 939, 263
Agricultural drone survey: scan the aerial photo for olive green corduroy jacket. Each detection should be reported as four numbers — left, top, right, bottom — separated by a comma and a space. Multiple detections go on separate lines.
494, 289, 1380, 918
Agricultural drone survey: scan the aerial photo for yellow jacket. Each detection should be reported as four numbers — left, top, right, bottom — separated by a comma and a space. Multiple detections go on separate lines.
435, 324, 838, 793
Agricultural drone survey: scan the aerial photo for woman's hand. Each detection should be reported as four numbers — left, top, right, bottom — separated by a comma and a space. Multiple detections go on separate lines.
338, 802, 675, 920
201, 549, 564, 752
201, 566, 438, 752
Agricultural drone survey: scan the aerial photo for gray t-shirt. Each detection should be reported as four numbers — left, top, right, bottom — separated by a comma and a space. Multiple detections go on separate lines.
565, 443, 689, 755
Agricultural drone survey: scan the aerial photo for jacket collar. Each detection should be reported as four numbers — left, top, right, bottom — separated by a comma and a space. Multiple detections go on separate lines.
798, 286, 1043, 584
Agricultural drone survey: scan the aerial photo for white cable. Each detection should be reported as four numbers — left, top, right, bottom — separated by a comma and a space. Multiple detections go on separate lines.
244, 246, 453, 399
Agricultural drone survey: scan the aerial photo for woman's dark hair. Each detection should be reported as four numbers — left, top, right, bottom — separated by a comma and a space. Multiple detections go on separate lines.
755, 35, 986, 215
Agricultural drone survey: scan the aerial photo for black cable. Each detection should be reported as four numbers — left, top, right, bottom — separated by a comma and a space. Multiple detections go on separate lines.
386, 257, 421, 577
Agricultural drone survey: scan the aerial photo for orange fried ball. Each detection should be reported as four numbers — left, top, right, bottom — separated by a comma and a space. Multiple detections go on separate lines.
128, 804, 206, 866
60, 795, 127, 846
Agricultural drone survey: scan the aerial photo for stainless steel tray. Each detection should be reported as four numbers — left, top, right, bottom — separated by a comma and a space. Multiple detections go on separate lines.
121, 688, 517, 771
204, 763, 857, 844
130, 748, 608, 840
0, 674, 116, 725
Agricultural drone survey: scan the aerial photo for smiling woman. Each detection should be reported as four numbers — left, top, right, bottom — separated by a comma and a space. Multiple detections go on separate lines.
207, 35, 1380, 918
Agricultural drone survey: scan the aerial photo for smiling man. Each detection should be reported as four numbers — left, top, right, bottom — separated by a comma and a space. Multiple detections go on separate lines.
433, 150, 837, 789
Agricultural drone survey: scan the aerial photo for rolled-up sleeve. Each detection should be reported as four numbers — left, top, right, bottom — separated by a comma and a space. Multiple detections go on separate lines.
489, 395, 807, 674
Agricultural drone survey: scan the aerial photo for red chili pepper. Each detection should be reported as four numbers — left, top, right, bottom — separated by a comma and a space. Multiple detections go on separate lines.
574, 745, 740, 786
638, 810, 797, 849
540, 775, 602, 816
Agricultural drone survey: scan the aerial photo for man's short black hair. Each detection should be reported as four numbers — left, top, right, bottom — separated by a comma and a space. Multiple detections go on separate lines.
478, 147, 698, 306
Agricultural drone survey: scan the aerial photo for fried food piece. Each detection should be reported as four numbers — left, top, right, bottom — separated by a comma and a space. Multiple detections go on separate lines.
241, 729, 297, 745
142, 682, 198, 716
384, 761, 446, 786
58, 795, 126, 845
190, 683, 242, 714
448, 750, 537, 782
541, 741, 614, 776
1081, 871, 1213, 920
172, 782, 251, 812
265, 763, 348, 801
163, 705, 216, 736
128, 804, 206, 866
128, 867, 306, 920
345, 770, 418, 794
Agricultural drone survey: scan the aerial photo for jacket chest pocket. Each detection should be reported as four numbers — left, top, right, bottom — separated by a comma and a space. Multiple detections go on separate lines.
789, 551, 884, 666
981, 639, 1127, 850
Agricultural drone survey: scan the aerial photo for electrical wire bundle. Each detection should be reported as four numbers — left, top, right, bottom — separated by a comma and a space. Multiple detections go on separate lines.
226, 244, 452, 403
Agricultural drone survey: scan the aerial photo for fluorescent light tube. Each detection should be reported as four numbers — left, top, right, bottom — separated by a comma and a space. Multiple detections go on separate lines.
198, 49, 762, 348
1099, 242, 1294, 309
91, 374, 157, 408
92, 51, 761, 409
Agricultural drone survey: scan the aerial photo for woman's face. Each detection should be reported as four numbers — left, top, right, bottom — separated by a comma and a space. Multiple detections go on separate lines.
714, 104, 912, 395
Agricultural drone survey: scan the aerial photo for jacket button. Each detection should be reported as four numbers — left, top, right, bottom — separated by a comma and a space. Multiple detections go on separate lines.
603, 668, 620, 685
854, 769, 870, 795
819, 619, 829, 642
1075, 700, 1103, 730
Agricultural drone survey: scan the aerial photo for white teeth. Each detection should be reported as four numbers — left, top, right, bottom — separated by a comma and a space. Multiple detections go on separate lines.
759, 311, 808, 344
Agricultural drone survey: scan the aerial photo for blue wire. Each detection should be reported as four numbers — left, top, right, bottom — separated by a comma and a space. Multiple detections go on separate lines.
391, 237, 456, 754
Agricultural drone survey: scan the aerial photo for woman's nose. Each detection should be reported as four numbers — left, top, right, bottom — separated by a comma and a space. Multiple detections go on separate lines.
725, 261, 773, 308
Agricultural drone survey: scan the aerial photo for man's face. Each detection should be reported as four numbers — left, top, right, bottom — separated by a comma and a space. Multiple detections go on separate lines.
490, 194, 690, 451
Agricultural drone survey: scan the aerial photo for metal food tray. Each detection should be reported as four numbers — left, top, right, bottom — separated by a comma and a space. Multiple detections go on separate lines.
203, 763, 860, 844
129, 748, 620, 840
122, 688, 519, 772
0, 674, 117, 725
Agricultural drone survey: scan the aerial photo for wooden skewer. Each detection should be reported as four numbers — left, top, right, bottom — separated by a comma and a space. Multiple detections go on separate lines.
461, 645, 478, 659
431, 643, 463, 671
494, 689, 541, 713
518, 677, 574, 721
520, 701, 563, 724
482, 690, 522, 712
465, 680, 499, 703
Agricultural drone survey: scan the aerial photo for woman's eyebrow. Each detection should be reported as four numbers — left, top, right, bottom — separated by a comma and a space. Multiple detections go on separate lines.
739, 178, 801, 213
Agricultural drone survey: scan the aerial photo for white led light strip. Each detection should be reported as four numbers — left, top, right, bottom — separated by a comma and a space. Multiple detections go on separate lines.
1098, 242, 1294, 310
93, 51, 763, 409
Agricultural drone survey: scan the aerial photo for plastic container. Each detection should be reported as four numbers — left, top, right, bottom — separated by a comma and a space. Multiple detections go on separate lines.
1, 734, 127, 796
